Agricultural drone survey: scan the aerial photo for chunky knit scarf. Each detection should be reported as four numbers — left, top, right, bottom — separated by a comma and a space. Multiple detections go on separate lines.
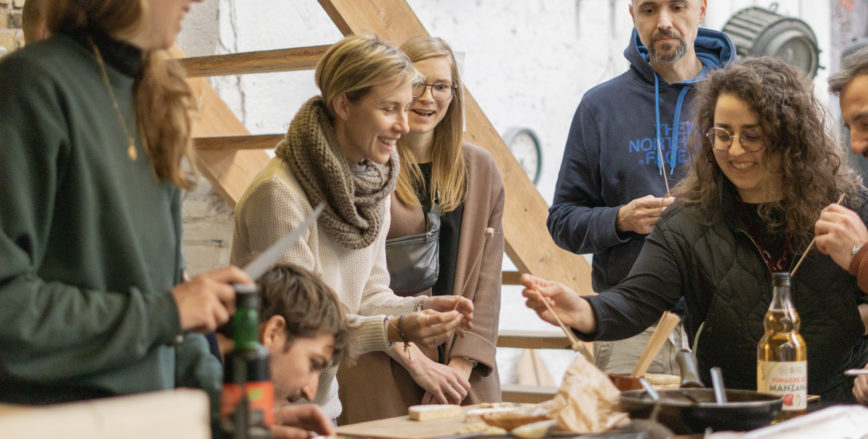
275, 96, 399, 249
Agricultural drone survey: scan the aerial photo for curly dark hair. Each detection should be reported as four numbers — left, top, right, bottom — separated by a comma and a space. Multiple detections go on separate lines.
674, 57, 860, 249
257, 264, 351, 366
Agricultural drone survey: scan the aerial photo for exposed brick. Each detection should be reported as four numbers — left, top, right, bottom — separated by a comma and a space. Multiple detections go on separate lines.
0, 0, 9, 7
0, 12, 7, 30
8, 10, 19, 28
12, 0, 24, 9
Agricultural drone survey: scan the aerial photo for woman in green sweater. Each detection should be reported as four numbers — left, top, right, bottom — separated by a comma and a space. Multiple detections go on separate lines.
0, 0, 253, 405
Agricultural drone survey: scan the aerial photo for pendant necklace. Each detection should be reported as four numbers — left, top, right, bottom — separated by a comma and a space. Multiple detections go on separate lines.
88, 38, 138, 161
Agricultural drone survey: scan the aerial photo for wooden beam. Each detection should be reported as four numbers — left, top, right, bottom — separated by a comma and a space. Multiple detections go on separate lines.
179, 45, 330, 77
167, 45, 270, 208
497, 330, 571, 350
501, 271, 521, 285
194, 134, 283, 151
317, 0, 594, 295
319, 0, 428, 43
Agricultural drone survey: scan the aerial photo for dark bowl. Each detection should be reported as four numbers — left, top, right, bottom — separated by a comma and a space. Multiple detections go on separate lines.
619, 388, 783, 434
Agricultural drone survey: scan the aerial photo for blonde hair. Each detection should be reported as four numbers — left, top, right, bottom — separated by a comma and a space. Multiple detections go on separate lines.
395, 36, 467, 212
315, 34, 419, 118
47, 0, 197, 190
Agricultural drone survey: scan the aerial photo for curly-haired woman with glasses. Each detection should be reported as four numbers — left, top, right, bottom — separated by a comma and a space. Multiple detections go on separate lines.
338, 36, 505, 423
521, 57, 868, 405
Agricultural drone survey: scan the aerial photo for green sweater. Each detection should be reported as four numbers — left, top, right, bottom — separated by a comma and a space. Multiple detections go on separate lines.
0, 32, 214, 403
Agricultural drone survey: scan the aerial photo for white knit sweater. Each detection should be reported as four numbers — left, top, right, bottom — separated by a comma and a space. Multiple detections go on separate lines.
230, 157, 421, 419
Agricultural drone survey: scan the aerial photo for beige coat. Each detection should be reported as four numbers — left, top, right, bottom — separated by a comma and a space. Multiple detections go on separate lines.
337, 143, 505, 423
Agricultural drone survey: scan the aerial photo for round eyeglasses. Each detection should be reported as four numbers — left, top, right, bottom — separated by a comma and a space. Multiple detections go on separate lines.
412, 81, 456, 101
705, 127, 765, 152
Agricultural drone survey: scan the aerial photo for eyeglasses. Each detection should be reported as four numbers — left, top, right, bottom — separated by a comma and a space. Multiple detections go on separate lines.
705, 127, 765, 152
412, 81, 455, 101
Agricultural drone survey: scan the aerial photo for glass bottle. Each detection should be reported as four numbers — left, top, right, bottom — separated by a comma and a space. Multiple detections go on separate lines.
757, 272, 807, 420
219, 284, 273, 439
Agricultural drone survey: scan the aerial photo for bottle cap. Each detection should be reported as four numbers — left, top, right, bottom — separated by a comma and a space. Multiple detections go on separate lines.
772, 272, 790, 285
235, 284, 260, 308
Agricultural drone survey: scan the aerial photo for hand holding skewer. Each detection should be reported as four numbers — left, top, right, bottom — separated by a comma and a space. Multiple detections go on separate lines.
814, 193, 868, 272
792, 193, 847, 277
519, 273, 594, 362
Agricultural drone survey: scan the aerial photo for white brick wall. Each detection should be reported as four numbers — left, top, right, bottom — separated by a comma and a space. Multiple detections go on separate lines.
177, 0, 833, 383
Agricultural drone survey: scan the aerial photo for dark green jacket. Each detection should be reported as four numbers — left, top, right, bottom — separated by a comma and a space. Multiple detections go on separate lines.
582, 181, 868, 403
0, 32, 217, 403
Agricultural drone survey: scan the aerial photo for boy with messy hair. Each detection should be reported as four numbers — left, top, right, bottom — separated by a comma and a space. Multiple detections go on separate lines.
220, 263, 350, 438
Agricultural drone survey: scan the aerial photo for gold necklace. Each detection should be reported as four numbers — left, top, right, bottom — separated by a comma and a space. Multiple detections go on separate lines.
88, 38, 138, 161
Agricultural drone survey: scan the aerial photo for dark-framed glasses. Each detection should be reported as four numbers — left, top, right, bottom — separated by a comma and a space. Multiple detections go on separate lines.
705, 127, 764, 152
412, 81, 455, 101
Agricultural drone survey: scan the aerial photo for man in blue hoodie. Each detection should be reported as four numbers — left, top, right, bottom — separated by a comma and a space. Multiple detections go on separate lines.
547, 0, 735, 373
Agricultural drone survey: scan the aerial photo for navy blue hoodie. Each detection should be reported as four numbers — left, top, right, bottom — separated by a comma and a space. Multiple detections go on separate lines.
548, 28, 735, 292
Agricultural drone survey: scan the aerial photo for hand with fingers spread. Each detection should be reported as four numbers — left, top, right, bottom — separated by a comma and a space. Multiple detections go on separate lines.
388, 309, 464, 350
520, 273, 596, 334
814, 203, 868, 271
616, 195, 675, 235
171, 265, 252, 333
270, 403, 335, 439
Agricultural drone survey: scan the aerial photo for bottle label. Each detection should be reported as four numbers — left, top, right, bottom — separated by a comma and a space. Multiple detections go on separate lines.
757, 360, 807, 411
220, 381, 276, 427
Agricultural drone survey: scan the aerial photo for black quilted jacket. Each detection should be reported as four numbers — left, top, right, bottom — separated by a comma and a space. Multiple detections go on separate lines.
582, 182, 868, 402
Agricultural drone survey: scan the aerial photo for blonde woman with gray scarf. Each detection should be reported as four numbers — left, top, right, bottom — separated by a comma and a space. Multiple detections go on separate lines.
230, 34, 474, 421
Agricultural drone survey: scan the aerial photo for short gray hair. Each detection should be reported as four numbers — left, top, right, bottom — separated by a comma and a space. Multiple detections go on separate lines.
829, 46, 868, 95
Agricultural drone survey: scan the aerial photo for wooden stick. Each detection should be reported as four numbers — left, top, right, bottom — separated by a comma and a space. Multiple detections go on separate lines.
791, 193, 847, 278
631, 311, 681, 377
452, 227, 495, 311
445, 227, 495, 359
533, 290, 594, 363
656, 138, 671, 197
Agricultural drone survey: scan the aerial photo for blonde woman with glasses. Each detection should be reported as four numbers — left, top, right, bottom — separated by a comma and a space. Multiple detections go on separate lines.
338, 36, 505, 423
231, 34, 474, 422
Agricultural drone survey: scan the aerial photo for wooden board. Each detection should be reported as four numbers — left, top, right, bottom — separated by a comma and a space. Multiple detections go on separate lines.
0, 390, 209, 439
336, 406, 476, 439
317, 0, 594, 295
179, 45, 330, 77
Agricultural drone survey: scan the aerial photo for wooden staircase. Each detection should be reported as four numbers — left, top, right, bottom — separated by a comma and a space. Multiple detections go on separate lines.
175, 0, 595, 403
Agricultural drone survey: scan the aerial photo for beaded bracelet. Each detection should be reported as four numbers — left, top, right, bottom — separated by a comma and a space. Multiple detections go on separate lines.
389, 315, 411, 358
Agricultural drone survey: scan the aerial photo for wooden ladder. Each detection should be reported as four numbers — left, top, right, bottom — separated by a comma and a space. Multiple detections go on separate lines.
174, 0, 595, 403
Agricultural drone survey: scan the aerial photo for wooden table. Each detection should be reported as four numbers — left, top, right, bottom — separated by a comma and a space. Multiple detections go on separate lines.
334, 405, 697, 439
336, 407, 475, 438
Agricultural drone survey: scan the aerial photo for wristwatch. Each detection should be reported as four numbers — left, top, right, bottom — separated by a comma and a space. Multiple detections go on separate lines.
853, 243, 863, 257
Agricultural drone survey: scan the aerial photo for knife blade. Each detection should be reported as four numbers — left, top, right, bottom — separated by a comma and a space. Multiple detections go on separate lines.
241, 202, 325, 280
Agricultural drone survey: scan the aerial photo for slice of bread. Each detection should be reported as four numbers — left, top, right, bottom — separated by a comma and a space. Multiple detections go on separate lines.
479, 409, 552, 431
511, 419, 557, 439
408, 404, 463, 421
